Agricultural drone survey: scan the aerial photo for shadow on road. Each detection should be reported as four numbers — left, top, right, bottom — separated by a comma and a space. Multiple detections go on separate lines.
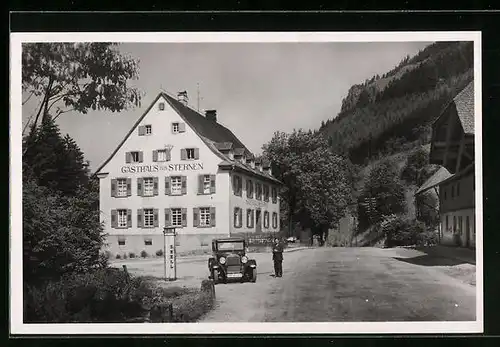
393, 255, 469, 267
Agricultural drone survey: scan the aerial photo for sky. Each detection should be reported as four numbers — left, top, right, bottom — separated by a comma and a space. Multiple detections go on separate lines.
22, 41, 431, 172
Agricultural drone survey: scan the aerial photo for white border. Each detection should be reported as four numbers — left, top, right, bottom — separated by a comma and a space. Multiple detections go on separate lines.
10, 31, 483, 335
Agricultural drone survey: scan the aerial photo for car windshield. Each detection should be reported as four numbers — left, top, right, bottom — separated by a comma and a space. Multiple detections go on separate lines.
217, 241, 244, 252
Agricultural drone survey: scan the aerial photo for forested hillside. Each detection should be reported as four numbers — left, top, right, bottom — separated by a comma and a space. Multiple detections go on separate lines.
319, 41, 474, 165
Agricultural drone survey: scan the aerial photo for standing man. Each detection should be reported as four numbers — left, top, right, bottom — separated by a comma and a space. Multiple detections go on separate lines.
272, 238, 283, 277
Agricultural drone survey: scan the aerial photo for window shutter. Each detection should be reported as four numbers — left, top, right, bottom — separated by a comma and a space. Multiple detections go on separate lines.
210, 174, 216, 194
165, 176, 171, 195
164, 208, 171, 227
238, 208, 243, 228
111, 209, 118, 228
181, 148, 187, 160
181, 176, 187, 195
138, 126, 145, 136
153, 177, 159, 196
125, 152, 131, 163
194, 148, 200, 159
210, 207, 216, 227
179, 122, 186, 132
111, 179, 117, 197
182, 208, 187, 227
127, 209, 132, 228
139, 151, 144, 163
198, 175, 204, 194
234, 207, 238, 228
154, 209, 159, 227
166, 149, 171, 161
193, 208, 200, 227
137, 209, 143, 228
137, 178, 143, 196
126, 178, 132, 196
153, 150, 158, 162
251, 210, 255, 228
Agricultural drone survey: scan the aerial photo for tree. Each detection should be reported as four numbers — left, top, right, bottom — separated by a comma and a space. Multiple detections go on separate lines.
23, 175, 106, 284
401, 146, 430, 185
23, 115, 89, 196
263, 130, 353, 242
22, 43, 141, 136
359, 158, 406, 228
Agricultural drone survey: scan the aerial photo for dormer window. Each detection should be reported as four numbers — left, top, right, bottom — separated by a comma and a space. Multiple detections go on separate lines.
159, 102, 165, 111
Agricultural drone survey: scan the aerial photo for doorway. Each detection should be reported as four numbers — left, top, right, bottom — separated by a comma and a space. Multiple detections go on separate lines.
256, 209, 262, 233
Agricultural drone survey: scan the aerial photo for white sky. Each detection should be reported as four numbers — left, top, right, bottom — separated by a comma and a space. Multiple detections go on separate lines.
22, 41, 431, 171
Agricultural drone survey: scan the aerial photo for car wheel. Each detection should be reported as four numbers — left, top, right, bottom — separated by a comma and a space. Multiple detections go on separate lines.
212, 270, 219, 285
251, 268, 257, 283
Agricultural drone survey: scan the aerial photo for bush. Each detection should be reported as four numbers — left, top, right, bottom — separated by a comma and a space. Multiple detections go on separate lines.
115, 254, 121, 260
123, 253, 128, 259
382, 215, 427, 248
155, 249, 163, 257
129, 252, 136, 259
140, 250, 148, 258
418, 231, 439, 246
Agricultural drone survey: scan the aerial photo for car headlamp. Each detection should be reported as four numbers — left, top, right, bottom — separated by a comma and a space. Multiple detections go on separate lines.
241, 256, 248, 264
219, 257, 226, 264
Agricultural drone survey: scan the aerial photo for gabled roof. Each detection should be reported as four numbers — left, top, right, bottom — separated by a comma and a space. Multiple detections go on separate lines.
453, 81, 474, 135
415, 167, 453, 196
94, 91, 282, 185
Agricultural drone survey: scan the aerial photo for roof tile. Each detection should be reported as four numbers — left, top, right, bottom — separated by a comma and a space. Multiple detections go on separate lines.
453, 81, 475, 134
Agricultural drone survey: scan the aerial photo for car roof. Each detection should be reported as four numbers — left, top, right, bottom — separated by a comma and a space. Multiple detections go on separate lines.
213, 237, 245, 242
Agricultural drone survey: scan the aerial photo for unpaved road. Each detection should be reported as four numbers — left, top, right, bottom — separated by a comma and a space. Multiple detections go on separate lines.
199, 247, 476, 322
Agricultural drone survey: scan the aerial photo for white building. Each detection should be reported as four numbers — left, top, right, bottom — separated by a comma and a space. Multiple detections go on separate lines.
94, 91, 282, 257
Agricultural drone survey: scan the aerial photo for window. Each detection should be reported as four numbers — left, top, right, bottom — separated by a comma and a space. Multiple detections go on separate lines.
118, 209, 128, 228
457, 182, 460, 196
144, 239, 152, 246
272, 212, 278, 229
271, 187, 277, 203
187, 148, 195, 160
264, 211, 269, 228
171, 176, 182, 195
446, 215, 449, 232
234, 207, 242, 228
118, 239, 126, 246
256, 183, 262, 200
263, 185, 270, 202
145, 125, 152, 135
203, 175, 211, 194
117, 178, 128, 197
159, 102, 165, 110
144, 209, 154, 228
233, 175, 242, 196
453, 216, 457, 233
143, 177, 154, 196
171, 208, 182, 227
246, 179, 254, 198
157, 149, 168, 162
458, 216, 463, 235
444, 189, 447, 201
200, 207, 211, 227
247, 209, 254, 228
130, 151, 140, 163
172, 122, 179, 133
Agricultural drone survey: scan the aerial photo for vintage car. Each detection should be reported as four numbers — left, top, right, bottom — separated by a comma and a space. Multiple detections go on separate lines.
208, 237, 257, 284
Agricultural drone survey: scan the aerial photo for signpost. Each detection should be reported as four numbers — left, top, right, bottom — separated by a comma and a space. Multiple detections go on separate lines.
163, 226, 177, 281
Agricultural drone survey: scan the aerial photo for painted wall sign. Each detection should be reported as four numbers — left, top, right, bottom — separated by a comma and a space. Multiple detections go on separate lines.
121, 162, 204, 174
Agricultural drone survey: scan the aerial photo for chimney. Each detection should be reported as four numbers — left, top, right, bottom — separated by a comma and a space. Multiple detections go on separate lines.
177, 91, 188, 105
205, 109, 217, 122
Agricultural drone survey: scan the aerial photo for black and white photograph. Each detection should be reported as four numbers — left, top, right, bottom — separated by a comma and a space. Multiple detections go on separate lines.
10, 31, 483, 334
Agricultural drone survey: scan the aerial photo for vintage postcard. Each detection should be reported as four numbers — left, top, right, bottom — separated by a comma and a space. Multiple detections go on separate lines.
10, 31, 483, 335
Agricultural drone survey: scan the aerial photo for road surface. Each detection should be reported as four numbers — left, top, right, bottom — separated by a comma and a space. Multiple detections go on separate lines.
199, 247, 476, 322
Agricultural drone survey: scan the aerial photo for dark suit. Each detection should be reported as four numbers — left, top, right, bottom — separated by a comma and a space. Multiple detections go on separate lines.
272, 243, 283, 277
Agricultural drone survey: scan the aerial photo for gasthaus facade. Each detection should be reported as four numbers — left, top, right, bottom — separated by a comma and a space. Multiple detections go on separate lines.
94, 91, 282, 257
416, 81, 475, 248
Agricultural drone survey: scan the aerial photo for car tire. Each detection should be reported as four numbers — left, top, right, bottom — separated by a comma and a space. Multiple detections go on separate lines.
251, 269, 257, 283
212, 270, 219, 285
